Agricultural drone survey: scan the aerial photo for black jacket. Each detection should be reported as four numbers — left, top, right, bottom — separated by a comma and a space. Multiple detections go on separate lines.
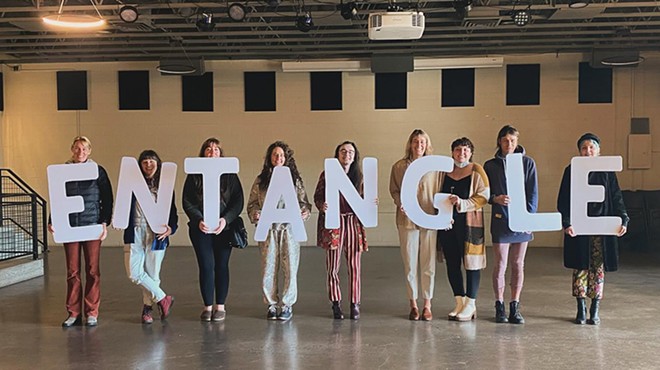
182, 173, 244, 227
557, 165, 629, 272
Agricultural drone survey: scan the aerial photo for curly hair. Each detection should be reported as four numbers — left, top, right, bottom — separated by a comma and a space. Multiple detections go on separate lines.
451, 137, 475, 162
334, 141, 362, 191
257, 141, 303, 191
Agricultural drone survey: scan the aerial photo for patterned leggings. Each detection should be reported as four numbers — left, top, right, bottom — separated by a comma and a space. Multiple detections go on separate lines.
572, 236, 605, 299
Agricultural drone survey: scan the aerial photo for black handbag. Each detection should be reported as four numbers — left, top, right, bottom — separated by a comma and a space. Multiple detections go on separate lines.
222, 216, 248, 249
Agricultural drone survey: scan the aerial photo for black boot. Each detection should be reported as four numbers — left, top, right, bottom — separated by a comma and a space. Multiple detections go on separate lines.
575, 298, 586, 325
332, 301, 344, 320
495, 301, 508, 323
508, 301, 525, 324
350, 303, 360, 320
587, 299, 600, 325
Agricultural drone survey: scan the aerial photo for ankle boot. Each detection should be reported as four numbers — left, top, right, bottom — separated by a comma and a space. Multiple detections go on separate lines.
332, 301, 344, 320
508, 301, 525, 324
448, 296, 465, 321
456, 298, 477, 321
495, 301, 508, 323
575, 298, 586, 325
350, 303, 360, 320
587, 299, 600, 325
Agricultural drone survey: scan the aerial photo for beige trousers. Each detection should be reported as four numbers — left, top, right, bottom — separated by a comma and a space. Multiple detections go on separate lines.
398, 228, 437, 300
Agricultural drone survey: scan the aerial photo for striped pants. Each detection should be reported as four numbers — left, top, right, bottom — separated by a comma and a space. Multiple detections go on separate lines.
326, 214, 363, 304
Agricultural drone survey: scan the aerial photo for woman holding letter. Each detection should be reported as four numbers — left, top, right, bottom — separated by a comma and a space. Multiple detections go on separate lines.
49, 136, 114, 327
437, 137, 489, 322
314, 141, 369, 320
557, 133, 628, 325
484, 125, 538, 324
183, 138, 244, 322
389, 129, 440, 321
247, 141, 311, 321
123, 150, 177, 324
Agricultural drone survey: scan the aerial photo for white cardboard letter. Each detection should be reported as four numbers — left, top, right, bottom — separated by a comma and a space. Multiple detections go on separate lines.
505, 153, 562, 232
47, 162, 104, 243
184, 157, 239, 232
571, 156, 623, 235
113, 157, 177, 234
254, 166, 308, 242
324, 157, 378, 228
400, 155, 453, 230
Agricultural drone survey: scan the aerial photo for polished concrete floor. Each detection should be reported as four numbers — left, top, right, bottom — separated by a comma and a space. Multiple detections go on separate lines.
1, 245, 659, 369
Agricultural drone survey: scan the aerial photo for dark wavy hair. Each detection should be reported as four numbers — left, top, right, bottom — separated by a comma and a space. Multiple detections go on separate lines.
451, 137, 475, 162
138, 149, 162, 188
334, 141, 362, 191
257, 141, 302, 191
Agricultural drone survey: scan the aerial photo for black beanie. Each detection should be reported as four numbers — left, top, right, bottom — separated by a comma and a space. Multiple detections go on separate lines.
577, 133, 600, 148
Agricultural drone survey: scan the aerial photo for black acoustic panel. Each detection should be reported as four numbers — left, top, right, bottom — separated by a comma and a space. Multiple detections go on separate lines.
631, 117, 650, 134
441, 68, 475, 107
371, 54, 414, 73
182, 72, 214, 112
578, 62, 612, 104
375, 72, 407, 109
118, 71, 150, 110
244, 72, 276, 112
506, 64, 540, 106
310, 72, 342, 111
57, 71, 88, 110
0, 73, 3, 111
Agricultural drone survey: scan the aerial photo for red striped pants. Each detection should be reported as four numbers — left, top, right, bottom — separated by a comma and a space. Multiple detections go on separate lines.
326, 214, 363, 304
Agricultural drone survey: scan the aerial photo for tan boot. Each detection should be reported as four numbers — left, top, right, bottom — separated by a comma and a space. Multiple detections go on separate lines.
448, 296, 465, 321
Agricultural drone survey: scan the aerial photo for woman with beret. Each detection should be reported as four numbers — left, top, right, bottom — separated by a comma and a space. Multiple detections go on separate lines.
557, 133, 628, 325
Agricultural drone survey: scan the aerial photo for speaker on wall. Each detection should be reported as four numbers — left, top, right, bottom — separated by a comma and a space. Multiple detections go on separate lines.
371, 54, 414, 73
57, 71, 88, 110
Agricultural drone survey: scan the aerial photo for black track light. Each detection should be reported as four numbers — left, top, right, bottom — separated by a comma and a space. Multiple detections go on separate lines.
196, 11, 216, 32
340, 2, 358, 20
295, 12, 314, 32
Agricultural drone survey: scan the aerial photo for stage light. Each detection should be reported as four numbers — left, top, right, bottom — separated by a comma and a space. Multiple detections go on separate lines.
340, 2, 358, 20
296, 12, 314, 32
119, 5, 139, 23
512, 10, 530, 26
196, 11, 216, 32
228, 3, 247, 22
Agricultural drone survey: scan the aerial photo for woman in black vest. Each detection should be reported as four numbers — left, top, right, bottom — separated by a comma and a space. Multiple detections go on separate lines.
49, 136, 113, 327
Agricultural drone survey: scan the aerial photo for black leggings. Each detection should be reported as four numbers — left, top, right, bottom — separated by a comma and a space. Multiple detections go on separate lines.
438, 227, 480, 299
189, 225, 233, 306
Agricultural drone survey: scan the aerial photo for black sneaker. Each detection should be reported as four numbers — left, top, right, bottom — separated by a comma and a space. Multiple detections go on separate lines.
266, 305, 278, 320
278, 305, 292, 321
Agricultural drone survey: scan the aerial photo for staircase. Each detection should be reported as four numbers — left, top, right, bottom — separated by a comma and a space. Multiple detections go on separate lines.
0, 169, 47, 288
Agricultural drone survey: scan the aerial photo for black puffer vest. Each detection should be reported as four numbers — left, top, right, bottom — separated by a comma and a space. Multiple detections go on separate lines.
66, 176, 101, 227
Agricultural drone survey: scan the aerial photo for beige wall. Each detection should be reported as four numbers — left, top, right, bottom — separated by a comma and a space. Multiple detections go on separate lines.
2, 52, 658, 247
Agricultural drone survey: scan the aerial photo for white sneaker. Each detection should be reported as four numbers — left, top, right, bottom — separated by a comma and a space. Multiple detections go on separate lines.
62, 315, 80, 327
86, 316, 98, 327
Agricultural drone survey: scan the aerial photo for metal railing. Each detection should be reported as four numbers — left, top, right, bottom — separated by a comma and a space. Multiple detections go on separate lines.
0, 169, 47, 261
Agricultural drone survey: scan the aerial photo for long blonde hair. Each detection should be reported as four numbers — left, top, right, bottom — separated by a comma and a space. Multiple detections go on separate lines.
404, 129, 433, 160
